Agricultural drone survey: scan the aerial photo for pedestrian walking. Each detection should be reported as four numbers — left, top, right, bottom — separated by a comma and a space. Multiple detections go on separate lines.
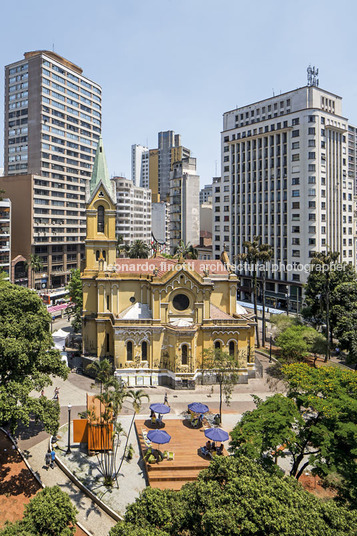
40, 389, 45, 397
50, 449, 56, 469
45, 450, 51, 469
53, 387, 59, 400
164, 392, 169, 406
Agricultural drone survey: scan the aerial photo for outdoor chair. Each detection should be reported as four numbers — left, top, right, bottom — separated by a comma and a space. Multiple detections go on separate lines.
200, 446, 212, 459
144, 447, 153, 460
147, 454, 157, 464
167, 451, 174, 461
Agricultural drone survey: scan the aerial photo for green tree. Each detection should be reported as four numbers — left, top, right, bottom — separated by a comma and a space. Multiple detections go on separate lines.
230, 394, 301, 466
66, 268, 82, 333
174, 241, 198, 259
230, 363, 357, 501
25, 254, 43, 289
86, 358, 113, 393
270, 313, 301, 337
110, 456, 357, 536
92, 379, 128, 487
117, 389, 149, 477
128, 240, 150, 259
276, 326, 309, 362
202, 348, 240, 424
0, 486, 78, 536
0, 284, 68, 433
236, 236, 273, 347
330, 280, 357, 365
303, 252, 356, 361
116, 235, 129, 257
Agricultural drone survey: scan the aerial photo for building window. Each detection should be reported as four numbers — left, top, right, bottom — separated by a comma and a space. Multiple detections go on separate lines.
229, 341, 235, 357
215, 341, 221, 350
181, 344, 188, 365
96, 250, 100, 260
127, 341, 133, 361
106, 333, 110, 353
173, 293, 189, 311
142, 341, 147, 361
97, 205, 104, 233
106, 295, 110, 310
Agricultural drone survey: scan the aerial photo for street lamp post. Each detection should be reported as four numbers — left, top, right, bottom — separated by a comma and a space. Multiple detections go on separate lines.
285, 289, 290, 316
66, 404, 72, 455
269, 332, 273, 363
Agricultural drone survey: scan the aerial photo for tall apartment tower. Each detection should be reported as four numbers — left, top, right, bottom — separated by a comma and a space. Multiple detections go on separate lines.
170, 157, 200, 254
1, 50, 101, 288
112, 176, 152, 249
131, 144, 149, 187
217, 83, 354, 312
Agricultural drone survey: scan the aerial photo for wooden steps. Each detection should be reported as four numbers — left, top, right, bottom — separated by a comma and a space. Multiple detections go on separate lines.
135, 419, 215, 490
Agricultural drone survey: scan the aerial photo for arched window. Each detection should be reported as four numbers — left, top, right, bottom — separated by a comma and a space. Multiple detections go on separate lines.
142, 341, 147, 361
97, 205, 105, 233
126, 341, 133, 361
103, 250, 106, 261
181, 344, 188, 365
229, 341, 235, 357
215, 341, 221, 350
96, 250, 100, 261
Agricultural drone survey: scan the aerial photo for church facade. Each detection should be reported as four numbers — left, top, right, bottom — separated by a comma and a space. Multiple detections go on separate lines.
82, 139, 256, 389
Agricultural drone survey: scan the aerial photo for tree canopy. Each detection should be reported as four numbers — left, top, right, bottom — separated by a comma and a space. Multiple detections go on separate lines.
330, 280, 357, 364
0, 486, 78, 536
128, 240, 150, 259
0, 284, 68, 433
230, 364, 357, 507
110, 456, 357, 536
66, 268, 82, 333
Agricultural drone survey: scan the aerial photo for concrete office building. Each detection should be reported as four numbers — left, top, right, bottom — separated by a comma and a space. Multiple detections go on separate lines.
0, 198, 11, 280
200, 184, 213, 204
217, 80, 354, 311
112, 176, 152, 249
152, 201, 170, 252
146, 130, 191, 202
1, 50, 101, 288
170, 157, 200, 254
131, 144, 149, 187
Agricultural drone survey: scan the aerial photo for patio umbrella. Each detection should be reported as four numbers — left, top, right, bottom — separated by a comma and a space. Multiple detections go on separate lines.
188, 402, 209, 414
204, 427, 229, 442
150, 403, 171, 415
147, 429, 171, 449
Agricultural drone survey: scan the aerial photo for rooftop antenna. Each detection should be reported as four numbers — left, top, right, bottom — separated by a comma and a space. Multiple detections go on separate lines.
52, 43, 55, 52
307, 65, 319, 87
272, 88, 275, 96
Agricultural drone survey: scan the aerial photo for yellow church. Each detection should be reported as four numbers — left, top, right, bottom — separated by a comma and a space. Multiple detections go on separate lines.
82, 138, 256, 389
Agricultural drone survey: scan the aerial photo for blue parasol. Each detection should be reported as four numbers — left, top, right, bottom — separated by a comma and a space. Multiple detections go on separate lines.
150, 403, 171, 415
188, 402, 209, 414
204, 427, 229, 442
147, 429, 171, 445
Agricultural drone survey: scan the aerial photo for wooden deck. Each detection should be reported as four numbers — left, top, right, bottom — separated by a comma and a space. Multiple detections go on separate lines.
135, 418, 225, 490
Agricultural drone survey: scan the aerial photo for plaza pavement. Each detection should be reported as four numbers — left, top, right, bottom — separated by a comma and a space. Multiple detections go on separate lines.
16, 318, 284, 536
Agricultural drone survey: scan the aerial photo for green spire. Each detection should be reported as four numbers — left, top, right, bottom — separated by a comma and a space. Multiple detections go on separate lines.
89, 136, 112, 195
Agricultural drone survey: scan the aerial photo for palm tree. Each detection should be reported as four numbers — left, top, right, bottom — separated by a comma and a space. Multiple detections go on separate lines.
117, 389, 149, 476
116, 235, 129, 257
86, 358, 113, 394
94, 379, 128, 486
236, 236, 273, 348
25, 254, 43, 289
128, 240, 150, 259
174, 240, 198, 259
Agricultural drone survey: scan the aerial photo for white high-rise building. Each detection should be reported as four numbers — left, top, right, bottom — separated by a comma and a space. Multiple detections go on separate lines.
131, 144, 149, 187
112, 177, 151, 248
152, 201, 170, 252
216, 83, 354, 312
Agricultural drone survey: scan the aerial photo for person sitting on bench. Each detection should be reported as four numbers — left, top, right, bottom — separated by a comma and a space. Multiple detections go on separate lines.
216, 443, 224, 455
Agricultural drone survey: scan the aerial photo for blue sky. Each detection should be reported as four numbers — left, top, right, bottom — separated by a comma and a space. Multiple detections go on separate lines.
1, 0, 357, 186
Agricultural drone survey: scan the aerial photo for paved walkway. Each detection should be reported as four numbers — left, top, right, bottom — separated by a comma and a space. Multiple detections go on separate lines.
23, 437, 116, 536
15, 337, 284, 536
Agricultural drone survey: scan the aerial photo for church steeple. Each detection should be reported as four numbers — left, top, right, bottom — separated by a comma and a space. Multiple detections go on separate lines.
89, 136, 112, 196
